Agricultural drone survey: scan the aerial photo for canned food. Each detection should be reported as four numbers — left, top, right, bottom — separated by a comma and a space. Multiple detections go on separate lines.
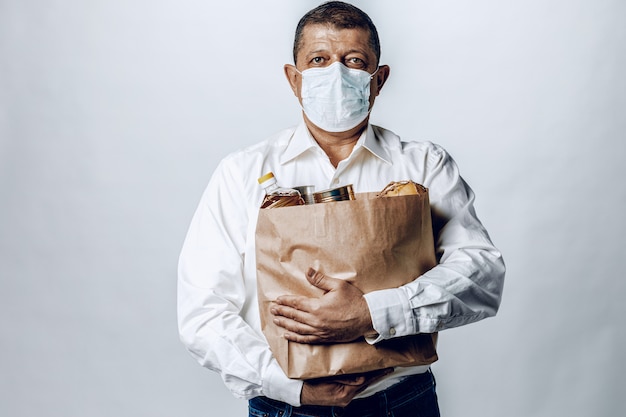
293, 185, 316, 205
313, 184, 355, 203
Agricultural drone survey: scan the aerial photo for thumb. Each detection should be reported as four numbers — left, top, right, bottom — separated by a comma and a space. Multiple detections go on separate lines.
305, 268, 338, 292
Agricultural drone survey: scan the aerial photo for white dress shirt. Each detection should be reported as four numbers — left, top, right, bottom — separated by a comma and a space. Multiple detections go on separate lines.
177, 121, 505, 406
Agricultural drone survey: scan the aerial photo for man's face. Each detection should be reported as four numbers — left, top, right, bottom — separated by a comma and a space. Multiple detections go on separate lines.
286, 24, 388, 110
296, 24, 378, 73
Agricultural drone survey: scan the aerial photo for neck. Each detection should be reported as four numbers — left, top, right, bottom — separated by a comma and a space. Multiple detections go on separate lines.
304, 115, 368, 168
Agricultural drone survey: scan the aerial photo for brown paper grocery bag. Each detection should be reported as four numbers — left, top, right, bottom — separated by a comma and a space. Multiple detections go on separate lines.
255, 192, 438, 379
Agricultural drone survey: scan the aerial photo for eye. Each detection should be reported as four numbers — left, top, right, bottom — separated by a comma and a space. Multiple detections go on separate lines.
346, 57, 367, 69
310, 56, 325, 66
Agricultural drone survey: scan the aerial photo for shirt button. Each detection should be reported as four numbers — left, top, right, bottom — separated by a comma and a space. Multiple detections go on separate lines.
333, 178, 340, 185
389, 327, 396, 336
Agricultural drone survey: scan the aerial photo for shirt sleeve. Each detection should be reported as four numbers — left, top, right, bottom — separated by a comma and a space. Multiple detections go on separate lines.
177, 159, 303, 406
363, 145, 505, 341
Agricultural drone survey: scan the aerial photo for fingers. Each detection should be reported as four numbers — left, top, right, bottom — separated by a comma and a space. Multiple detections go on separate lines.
301, 378, 366, 407
271, 267, 366, 344
333, 368, 393, 385
270, 300, 313, 322
282, 332, 325, 344
331, 369, 393, 400
270, 302, 330, 343
301, 369, 396, 406
272, 314, 318, 336
274, 294, 311, 311
332, 375, 366, 386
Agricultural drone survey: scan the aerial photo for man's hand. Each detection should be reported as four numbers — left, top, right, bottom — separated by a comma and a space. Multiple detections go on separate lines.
301, 368, 393, 406
270, 267, 375, 343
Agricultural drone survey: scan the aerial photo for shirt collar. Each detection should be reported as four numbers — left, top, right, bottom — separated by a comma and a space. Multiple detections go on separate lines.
280, 122, 318, 165
361, 124, 391, 164
280, 120, 391, 165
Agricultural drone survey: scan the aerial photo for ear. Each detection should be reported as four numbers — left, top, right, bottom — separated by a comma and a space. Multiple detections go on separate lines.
373, 65, 390, 96
284, 64, 301, 97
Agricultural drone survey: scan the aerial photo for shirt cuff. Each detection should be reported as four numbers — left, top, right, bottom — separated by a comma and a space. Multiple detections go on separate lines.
262, 360, 304, 407
363, 287, 414, 344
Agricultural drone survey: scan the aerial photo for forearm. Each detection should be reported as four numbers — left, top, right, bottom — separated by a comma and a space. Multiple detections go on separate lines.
364, 245, 504, 341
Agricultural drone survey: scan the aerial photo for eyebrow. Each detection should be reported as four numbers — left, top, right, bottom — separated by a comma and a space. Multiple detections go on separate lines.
306, 49, 329, 57
305, 48, 369, 57
344, 48, 368, 57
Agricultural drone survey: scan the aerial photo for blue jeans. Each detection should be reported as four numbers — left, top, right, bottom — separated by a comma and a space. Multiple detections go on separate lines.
249, 370, 440, 417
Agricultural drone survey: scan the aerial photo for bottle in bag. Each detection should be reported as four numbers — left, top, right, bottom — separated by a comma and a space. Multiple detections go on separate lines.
258, 172, 305, 208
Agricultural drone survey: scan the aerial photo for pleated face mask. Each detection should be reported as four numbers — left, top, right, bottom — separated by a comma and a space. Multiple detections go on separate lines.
299, 62, 378, 132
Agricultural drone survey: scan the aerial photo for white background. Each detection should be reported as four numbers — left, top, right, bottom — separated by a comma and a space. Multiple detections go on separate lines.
1, 1, 624, 416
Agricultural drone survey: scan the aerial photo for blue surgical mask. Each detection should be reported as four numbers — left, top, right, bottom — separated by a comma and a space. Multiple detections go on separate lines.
298, 62, 379, 132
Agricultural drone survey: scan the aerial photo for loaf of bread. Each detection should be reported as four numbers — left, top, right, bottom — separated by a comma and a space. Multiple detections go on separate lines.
378, 180, 427, 197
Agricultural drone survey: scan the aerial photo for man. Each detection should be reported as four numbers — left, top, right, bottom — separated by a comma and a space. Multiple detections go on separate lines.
178, 2, 505, 416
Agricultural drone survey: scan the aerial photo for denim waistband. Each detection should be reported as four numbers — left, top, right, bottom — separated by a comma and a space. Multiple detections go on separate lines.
250, 370, 435, 417
346, 370, 434, 411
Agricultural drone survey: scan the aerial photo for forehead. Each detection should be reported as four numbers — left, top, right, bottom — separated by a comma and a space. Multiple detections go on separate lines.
298, 24, 373, 55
